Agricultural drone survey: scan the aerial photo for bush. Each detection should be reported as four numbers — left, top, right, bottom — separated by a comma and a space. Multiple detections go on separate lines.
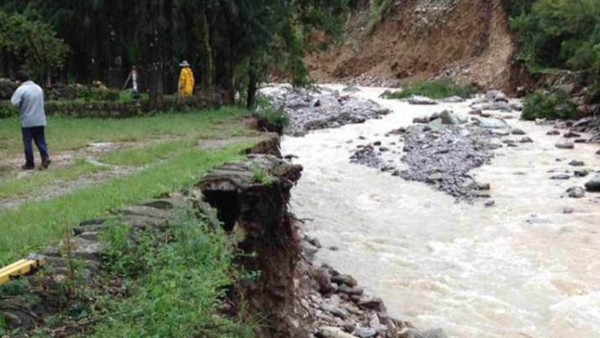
380, 78, 479, 100
0, 102, 18, 118
510, 0, 600, 74
46, 84, 120, 101
366, 0, 394, 34
254, 96, 290, 132
521, 89, 578, 120
92, 211, 255, 338
0, 94, 223, 120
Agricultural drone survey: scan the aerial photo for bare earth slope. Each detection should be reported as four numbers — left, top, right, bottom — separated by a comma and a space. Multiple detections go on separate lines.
306, 0, 526, 92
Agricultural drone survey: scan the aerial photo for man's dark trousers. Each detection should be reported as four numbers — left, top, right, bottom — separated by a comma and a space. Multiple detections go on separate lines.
22, 126, 49, 168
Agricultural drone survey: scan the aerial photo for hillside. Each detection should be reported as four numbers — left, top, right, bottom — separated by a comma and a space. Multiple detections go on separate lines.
306, 0, 529, 92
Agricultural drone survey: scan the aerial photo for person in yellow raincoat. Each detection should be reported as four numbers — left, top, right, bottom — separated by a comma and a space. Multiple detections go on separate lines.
178, 60, 195, 97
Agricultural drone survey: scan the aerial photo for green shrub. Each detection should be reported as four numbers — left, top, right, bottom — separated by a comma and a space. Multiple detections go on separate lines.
91, 211, 255, 338
251, 166, 275, 185
367, 0, 394, 34
0, 94, 222, 120
510, 0, 600, 75
0, 102, 18, 118
254, 96, 290, 129
521, 89, 578, 120
380, 78, 479, 100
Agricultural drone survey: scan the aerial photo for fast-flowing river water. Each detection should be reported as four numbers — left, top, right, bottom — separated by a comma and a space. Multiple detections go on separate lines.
282, 85, 600, 338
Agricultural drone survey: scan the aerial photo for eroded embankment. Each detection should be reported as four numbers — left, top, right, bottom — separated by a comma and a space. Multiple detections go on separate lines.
306, 0, 528, 92
0, 134, 436, 338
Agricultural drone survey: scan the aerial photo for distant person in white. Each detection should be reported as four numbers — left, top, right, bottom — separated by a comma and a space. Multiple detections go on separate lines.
11, 71, 51, 170
131, 66, 139, 93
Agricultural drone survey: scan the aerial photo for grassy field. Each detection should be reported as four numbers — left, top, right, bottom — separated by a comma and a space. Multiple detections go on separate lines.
0, 159, 109, 199
0, 107, 261, 265
0, 107, 251, 158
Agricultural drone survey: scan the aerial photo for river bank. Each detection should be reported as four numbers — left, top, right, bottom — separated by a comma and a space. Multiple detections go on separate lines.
282, 85, 600, 338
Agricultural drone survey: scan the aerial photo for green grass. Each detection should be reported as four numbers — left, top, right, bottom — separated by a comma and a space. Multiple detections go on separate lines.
87, 214, 255, 338
0, 159, 109, 199
366, 0, 394, 34
99, 139, 198, 166
0, 108, 249, 158
0, 142, 255, 265
381, 78, 479, 100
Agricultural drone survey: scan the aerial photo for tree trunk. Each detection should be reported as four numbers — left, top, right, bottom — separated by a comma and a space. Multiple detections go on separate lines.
246, 60, 258, 109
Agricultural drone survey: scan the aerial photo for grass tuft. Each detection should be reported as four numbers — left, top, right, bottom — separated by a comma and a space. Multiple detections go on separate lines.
381, 78, 479, 100
89, 212, 255, 337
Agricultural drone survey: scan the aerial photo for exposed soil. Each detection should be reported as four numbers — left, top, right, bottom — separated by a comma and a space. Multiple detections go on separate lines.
306, 0, 527, 93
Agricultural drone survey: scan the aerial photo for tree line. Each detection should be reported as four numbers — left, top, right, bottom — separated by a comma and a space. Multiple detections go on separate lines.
507, 0, 600, 102
0, 0, 350, 106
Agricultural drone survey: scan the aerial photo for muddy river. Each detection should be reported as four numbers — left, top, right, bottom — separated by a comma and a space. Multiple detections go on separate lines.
282, 85, 600, 338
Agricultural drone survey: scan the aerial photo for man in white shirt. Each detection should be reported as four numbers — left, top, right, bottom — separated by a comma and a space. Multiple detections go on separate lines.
11, 71, 51, 170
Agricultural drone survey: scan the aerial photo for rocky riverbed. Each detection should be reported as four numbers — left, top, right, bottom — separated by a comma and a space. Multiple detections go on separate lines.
260, 85, 390, 136
283, 85, 600, 338
347, 91, 525, 200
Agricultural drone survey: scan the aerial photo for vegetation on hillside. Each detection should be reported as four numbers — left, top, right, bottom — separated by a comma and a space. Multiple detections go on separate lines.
521, 88, 578, 120
510, 0, 600, 101
381, 78, 479, 100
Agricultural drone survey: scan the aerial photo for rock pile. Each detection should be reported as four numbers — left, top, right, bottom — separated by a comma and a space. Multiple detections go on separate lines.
349, 109, 505, 199
300, 233, 447, 338
470, 90, 522, 112
260, 86, 390, 136
397, 125, 496, 198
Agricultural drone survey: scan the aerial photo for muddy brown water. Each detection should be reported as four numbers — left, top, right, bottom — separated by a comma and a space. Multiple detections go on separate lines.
281, 85, 600, 338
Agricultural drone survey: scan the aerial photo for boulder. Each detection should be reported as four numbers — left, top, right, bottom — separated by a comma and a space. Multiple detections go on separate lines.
353, 327, 377, 338
399, 328, 449, 338
510, 102, 523, 111
568, 160, 585, 167
408, 95, 437, 105
475, 117, 509, 129
413, 117, 430, 124
318, 327, 358, 338
331, 275, 358, 287
511, 128, 526, 135
555, 142, 575, 149
485, 90, 502, 101
440, 96, 465, 103
439, 110, 465, 125
584, 176, 600, 192
564, 131, 581, 139
426, 118, 444, 131
567, 186, 585, 198
546, 130, 561, 136
520, 137, 534, 143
